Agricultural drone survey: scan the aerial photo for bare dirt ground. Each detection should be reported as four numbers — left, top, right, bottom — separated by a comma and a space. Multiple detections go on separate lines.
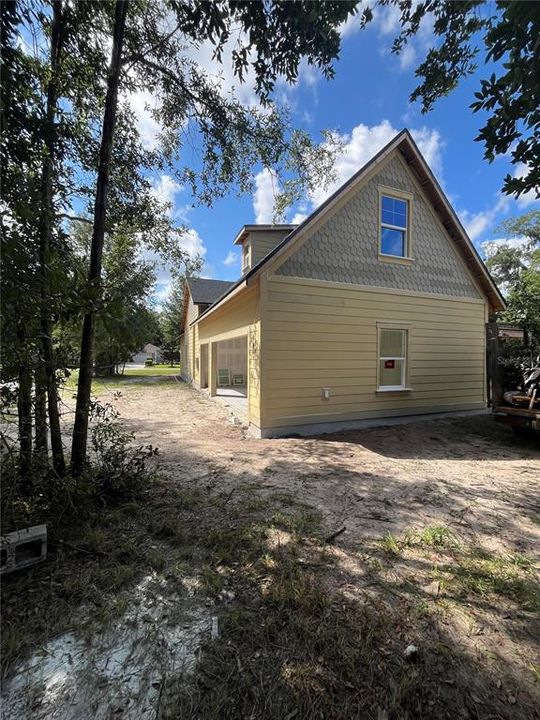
119, 378, 539, 558
114, 378, 540, 717
3, 376, 539, 719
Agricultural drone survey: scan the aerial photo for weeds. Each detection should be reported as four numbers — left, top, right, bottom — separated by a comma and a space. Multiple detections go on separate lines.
271, 508, 323, 538
432, 547, 539, 611
375, 526, 539, 613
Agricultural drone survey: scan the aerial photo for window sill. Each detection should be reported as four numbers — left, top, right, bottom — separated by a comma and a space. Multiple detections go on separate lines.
376, 387, 413, 393
378, 253, 414, 265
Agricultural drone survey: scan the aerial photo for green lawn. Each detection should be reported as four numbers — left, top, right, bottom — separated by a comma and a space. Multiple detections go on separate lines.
64, 365, 181, 391
123, 364, 180, 376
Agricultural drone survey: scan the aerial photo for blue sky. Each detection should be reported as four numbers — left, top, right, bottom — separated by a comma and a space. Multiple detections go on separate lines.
130, 6, 537, 304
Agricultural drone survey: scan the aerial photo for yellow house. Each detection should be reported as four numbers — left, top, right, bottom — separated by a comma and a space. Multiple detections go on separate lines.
180, 130, 505, 438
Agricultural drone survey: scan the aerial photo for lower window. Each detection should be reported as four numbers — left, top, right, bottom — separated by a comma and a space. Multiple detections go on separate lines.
378, 328, 407, 390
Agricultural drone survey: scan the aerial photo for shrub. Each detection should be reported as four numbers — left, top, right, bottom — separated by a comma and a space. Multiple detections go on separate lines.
89, 398, 158, 500
0, 398, 158, 535
144, 358, 154, 367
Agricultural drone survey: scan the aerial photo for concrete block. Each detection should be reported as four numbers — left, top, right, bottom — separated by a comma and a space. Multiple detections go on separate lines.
1, 524, 47, 574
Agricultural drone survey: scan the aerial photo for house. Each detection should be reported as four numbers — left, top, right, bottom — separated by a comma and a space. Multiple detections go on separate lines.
131, 343, 163, 364
180, 130, 505, 438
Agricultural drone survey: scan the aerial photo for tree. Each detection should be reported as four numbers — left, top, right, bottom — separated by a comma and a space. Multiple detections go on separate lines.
71, 0, 130, 473
70, 0, 358, 472
4, 0, 358, 475
359, 1, 540, 199
160, 257, 202, 366
485, 210, 540, 343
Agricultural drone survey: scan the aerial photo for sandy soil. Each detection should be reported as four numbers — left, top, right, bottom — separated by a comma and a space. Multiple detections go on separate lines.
114, 378, 540, 560
4, 377, 538, 719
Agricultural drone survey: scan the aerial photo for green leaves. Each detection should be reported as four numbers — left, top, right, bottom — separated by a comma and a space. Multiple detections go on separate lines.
361, 0, 540, 200
487, 211, 540, 342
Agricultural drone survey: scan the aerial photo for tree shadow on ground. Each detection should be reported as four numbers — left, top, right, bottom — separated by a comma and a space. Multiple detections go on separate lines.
2, 434, 539, 720
143, 450, 540, 720
303, 414, 540, 462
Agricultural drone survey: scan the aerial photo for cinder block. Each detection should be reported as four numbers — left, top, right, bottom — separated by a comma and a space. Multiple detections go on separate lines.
0, 524, 47, 574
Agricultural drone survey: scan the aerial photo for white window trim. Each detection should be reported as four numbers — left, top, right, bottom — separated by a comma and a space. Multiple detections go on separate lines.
376, 321, 413, 392
378, 185, 414, 261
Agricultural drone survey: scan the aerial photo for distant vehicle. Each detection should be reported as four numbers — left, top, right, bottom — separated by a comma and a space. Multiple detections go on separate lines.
131, 343, 162, 365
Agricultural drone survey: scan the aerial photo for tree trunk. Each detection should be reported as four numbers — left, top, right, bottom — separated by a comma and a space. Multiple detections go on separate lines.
71, 0, 129, 475
34, 362, 49, 457
37, 0, 66, 476
17, 333, 33, 480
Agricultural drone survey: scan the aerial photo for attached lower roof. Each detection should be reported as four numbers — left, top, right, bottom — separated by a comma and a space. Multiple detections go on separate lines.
187, 278, 235, 305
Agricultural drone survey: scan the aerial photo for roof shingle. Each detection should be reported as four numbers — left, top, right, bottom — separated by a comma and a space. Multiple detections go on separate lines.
187, 278, 235, 305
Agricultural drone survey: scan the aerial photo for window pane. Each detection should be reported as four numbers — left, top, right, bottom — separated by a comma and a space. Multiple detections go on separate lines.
381, 196, 394, 213
381, 195, 408, 229
381, 227, 405, 256
381, 208, 394, 225
394, 198, 407, 217
379, 359, 404, 387
380, 329, 404, 357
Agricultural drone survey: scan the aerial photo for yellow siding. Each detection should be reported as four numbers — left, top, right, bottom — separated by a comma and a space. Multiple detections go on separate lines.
181, 295, 199, 382
261, 276, 487, 430
250, 231, 284, 266
196, 282, 262, 426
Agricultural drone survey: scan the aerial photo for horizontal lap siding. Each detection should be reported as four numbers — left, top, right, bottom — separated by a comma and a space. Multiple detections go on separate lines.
182, 296, 199, 382
261, 277, 487, 429
249, 231, 289, 266
197, 283, 261, 425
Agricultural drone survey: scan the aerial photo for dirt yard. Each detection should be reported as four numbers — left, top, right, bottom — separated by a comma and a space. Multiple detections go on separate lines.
3, 376, 539, 720
121, 377, 539, 557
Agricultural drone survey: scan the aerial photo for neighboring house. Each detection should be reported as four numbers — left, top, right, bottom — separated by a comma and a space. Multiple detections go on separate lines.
132, 343, 162, 364
180, 130, 505, 438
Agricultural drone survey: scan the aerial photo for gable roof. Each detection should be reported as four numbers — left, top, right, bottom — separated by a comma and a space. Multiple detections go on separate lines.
187, 278, 235, 305
233, 224, 298, 245
195, 129, 505, 324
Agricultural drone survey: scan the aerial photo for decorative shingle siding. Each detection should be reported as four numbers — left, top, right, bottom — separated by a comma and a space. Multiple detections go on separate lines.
277, 154, 480, 299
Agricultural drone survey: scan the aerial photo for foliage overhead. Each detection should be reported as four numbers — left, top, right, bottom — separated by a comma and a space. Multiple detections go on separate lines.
359, 0, 540, 200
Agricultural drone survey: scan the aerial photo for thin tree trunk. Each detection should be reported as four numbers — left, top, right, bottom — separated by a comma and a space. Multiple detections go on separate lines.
17, 335, 33, 480
38, 0, 66, 476
71, 0, 129, 475
34, 362, 49, 457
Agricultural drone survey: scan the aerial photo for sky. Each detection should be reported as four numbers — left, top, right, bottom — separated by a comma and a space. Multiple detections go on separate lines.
131, 5, 538, 305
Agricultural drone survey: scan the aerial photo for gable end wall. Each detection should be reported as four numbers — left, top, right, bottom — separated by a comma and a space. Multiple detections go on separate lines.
276, 153, 481, 300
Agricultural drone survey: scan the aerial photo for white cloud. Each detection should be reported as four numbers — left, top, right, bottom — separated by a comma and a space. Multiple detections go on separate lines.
376, 4, 401, 37
223, 250, 239, 267
291, 212, 307, 225
179, 228, 207, 260
306, 120, 444, 209
253, 168, 281, 223
339, 12, 361, 39
398, 43, 417, 71
513, 163, 539, 208
368, 2, 434, 74
187, 36, 260, 108
458, 195, 510, 242
481, 236, 531, 260
151, 174, 181, 209
128, 90, 162, 150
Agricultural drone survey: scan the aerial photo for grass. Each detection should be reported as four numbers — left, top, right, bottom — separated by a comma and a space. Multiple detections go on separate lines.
3, 479, 539, 719
123, 364, 180, 376
162, 515, 539, 720
431, 547, 539, 612
63, 365, 181, 392
376, 525, 539, 613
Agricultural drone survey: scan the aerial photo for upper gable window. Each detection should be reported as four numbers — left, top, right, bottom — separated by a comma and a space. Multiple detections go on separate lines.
380, 194, 409, 257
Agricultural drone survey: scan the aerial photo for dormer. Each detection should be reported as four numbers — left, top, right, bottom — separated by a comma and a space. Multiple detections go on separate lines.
234, 225, 297, 274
